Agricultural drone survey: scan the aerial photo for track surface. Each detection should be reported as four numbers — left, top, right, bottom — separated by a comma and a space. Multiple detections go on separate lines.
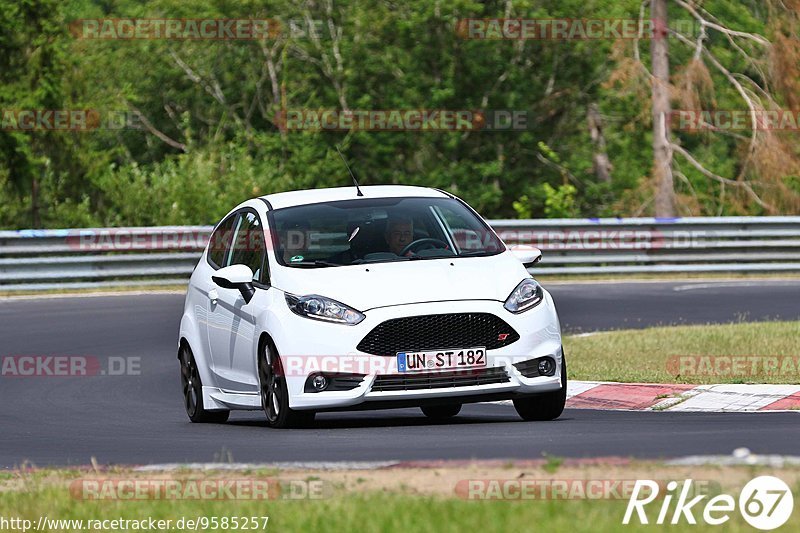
1, 280, 799, 467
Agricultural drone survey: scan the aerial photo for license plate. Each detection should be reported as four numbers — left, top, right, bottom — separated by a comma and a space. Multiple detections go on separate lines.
397, 348, 487, 372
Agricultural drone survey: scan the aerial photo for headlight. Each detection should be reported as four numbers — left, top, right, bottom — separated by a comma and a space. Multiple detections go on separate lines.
285, 293, 365, 325
503, 278, 544, 313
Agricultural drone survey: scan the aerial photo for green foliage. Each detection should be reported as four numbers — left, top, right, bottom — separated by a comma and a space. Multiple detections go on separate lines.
512, 194, 532, 219
0, 0, 797, 228
537, 183, 579, 219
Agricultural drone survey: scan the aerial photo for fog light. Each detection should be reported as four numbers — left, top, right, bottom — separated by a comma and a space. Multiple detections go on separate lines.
311, 374, 328, 392
537, 358, 555, 376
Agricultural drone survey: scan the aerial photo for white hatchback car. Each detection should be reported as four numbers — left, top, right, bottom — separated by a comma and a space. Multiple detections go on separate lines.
179, 185, 566, 428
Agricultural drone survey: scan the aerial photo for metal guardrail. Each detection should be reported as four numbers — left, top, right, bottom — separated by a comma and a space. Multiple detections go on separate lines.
1, 217, 800, 291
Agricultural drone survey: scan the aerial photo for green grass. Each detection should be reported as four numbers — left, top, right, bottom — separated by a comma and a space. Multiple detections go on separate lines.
565, 321, 800, 384
0, 479, 787, 533
0, 284, 187, 298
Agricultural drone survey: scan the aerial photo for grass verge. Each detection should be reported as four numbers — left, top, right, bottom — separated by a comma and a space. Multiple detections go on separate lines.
565, 321, 800, 384
0, 285, 187, 298
1, 464, 799, 532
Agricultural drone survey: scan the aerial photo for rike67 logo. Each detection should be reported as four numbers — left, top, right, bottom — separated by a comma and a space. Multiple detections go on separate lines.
623, 476, 794, 530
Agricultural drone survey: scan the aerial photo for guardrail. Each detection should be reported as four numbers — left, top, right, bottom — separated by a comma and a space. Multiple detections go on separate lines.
1, 217, 800, 291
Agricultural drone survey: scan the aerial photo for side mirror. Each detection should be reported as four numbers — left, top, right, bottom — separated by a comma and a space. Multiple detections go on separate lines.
508, 245, 543, 268
212, 264, 256, 304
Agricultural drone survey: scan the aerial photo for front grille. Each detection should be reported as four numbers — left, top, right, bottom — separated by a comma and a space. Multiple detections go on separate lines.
329, 374, 366, 390
357, 313, 519, 356
371, 367, 510, 392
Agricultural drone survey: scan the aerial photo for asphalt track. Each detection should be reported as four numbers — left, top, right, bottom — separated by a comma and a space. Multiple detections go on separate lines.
1, 280, 799, 467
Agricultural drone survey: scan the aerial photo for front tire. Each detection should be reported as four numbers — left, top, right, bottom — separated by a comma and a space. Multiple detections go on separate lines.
179, 344, 230, 423
513, 352, 567, 421
421, 404, 462, 420
258, 340, 315, 429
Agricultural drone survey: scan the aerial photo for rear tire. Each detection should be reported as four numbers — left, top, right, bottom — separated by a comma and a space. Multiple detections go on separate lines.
421, 404, 462, 420
179, 344, 230, 423
258, 339, 315, 429
513, 352, 567, 421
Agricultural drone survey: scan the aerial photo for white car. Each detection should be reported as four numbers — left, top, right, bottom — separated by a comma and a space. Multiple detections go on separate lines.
178, 185, 566, 428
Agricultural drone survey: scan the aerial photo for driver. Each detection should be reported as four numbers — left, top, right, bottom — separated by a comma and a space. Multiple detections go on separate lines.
385, 216, 414, 256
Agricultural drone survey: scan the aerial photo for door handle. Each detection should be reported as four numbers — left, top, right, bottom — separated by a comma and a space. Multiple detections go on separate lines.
209, 288, 219, 305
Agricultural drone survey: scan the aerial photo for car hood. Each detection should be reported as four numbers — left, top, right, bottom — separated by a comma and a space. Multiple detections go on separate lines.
272, 252, 531, 311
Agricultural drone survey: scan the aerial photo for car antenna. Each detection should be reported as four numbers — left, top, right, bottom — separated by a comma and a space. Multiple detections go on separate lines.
336, 145, 363, 197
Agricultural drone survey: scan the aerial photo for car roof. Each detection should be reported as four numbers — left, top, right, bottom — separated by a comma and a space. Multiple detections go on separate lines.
260, 185, 451, 210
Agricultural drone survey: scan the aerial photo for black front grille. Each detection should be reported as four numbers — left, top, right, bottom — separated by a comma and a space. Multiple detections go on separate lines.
357, 313, 519, 356
329, 374, 366, 390
371, 367, 510, 392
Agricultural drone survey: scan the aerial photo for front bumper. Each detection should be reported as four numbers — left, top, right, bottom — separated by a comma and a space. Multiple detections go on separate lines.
275, 291, 563, 411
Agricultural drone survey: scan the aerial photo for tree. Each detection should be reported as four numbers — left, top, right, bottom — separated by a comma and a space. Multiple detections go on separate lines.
0, 0, 73, 227
632, 0, 800, 216
650, 0, 675, 217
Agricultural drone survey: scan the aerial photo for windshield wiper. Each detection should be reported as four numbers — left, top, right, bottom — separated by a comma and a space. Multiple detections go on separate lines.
287, 260, 342, 268
351, 256, 411, 264
455, 250, 501, 257
407, 252, 453, 260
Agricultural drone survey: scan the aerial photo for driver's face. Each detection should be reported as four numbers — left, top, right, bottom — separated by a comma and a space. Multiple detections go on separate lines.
386, 222, 413, 255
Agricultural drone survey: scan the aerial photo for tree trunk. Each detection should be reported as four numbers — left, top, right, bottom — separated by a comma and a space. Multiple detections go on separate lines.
651, 0, 676, 217
31, 175, 41, 228
588, 103, 612, 183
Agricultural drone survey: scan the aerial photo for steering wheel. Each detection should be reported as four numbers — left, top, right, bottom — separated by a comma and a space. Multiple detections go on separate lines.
399, 238, 450, 256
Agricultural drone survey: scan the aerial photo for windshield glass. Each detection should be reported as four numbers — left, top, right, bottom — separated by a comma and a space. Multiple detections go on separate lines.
268, 197, 504, 267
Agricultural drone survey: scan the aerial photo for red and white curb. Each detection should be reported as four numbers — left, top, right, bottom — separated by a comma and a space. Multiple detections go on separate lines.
563, 381, 800, 412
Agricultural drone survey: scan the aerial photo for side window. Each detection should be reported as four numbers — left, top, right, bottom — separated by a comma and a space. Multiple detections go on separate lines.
228, 210, 267, 283
207, 214, 237, 269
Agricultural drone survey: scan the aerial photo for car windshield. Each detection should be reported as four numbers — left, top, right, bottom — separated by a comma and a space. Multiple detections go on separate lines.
268, 196, 504, 267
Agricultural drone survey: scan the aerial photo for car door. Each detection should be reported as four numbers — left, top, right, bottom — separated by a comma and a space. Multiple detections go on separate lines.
197, 212, 237, 381
206, 209, 268, 392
